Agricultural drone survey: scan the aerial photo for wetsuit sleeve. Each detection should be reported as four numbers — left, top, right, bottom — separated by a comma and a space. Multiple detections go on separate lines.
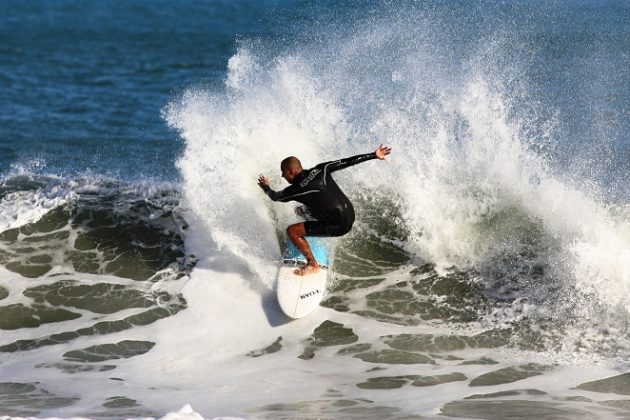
318, 152, 377, 173
262, 184, 299, 202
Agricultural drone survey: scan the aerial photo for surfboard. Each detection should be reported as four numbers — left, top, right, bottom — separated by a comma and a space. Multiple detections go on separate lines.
276, 236, 330, 319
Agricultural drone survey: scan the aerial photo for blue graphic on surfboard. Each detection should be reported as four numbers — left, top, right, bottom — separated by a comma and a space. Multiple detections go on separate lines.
276, 235, 330, 319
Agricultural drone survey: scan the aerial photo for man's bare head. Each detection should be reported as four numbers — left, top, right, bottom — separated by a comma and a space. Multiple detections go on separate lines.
281, 156, 302, 171
280, 156, 303, 183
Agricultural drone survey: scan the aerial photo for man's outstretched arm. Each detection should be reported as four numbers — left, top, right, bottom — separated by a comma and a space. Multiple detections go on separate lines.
257, 175, 295, 202
321, 144, 392, 173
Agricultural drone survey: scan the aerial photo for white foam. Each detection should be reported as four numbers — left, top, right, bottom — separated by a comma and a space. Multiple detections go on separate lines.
0, 182, 74, 231
0, 175, 180, 234
157, 404, 206, 420
0, 405, 239, 420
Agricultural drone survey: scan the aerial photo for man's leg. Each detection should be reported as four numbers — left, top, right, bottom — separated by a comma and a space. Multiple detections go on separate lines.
287, 223, 320, 276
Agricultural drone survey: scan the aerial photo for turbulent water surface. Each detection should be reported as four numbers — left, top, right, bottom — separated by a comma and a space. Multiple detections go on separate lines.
1, 1, 629, 419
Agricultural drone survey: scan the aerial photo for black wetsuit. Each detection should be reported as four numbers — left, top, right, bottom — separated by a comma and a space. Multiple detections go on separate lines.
263, 152, 377, 237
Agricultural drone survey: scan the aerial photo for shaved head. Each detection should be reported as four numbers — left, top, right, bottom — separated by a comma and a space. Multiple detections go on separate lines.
280, 156, 303, 184
281, 156, 302, 171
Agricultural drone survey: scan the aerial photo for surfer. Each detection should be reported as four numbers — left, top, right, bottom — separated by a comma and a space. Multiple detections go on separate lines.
258, 144, 392, 275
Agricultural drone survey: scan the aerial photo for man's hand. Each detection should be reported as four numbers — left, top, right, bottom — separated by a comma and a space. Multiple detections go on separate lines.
257, 175, 271, 190
375, 144, 392, 160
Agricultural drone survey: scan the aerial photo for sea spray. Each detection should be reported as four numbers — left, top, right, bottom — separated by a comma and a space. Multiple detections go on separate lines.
166, 2, 630, 352
165, 49, 354, 289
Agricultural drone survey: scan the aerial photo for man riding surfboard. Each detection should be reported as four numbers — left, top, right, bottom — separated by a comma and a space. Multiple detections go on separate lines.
258, 144, 392, 275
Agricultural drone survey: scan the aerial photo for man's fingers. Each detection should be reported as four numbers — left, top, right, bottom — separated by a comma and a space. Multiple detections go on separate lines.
375, 144, 392, 160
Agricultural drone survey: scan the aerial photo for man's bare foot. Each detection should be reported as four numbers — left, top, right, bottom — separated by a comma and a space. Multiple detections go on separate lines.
294, 261, 320, 276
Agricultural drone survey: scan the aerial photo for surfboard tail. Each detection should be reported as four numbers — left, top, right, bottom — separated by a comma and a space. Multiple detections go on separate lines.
276, 266, 327, 318
277, 235, 331, 318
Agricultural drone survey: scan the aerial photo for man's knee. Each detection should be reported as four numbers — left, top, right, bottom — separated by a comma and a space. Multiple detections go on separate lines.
287, 223, 305, 239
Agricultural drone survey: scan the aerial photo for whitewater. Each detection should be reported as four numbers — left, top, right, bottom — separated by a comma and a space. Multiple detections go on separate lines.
1, 1, 629, 419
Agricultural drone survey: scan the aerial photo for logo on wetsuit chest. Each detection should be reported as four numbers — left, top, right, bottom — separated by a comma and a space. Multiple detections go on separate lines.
300, 289, 321, 299
300, 169, 321, 187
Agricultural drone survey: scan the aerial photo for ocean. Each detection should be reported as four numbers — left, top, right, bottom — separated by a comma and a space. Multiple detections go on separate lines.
1, 0, 629, 418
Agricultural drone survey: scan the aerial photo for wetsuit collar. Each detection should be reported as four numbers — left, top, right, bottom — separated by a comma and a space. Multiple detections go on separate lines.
290, 169, 307, 185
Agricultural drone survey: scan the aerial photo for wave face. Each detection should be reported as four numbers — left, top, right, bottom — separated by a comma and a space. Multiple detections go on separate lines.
167, 0, 630, 345
0, 176, 192, 418
1, 1, 630, 419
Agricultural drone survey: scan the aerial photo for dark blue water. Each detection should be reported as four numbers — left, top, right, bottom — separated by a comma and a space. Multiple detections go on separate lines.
0, 0, 286, 180
2, 0, 628, 199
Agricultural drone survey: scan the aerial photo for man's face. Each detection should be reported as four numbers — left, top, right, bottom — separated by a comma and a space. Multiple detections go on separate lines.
282, 167, 298, 183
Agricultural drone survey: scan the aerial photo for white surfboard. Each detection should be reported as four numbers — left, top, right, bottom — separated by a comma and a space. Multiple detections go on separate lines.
276, 237, 330, 319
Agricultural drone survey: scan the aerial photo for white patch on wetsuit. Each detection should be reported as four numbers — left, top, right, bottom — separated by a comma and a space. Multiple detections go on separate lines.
300, 169, 321, 187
